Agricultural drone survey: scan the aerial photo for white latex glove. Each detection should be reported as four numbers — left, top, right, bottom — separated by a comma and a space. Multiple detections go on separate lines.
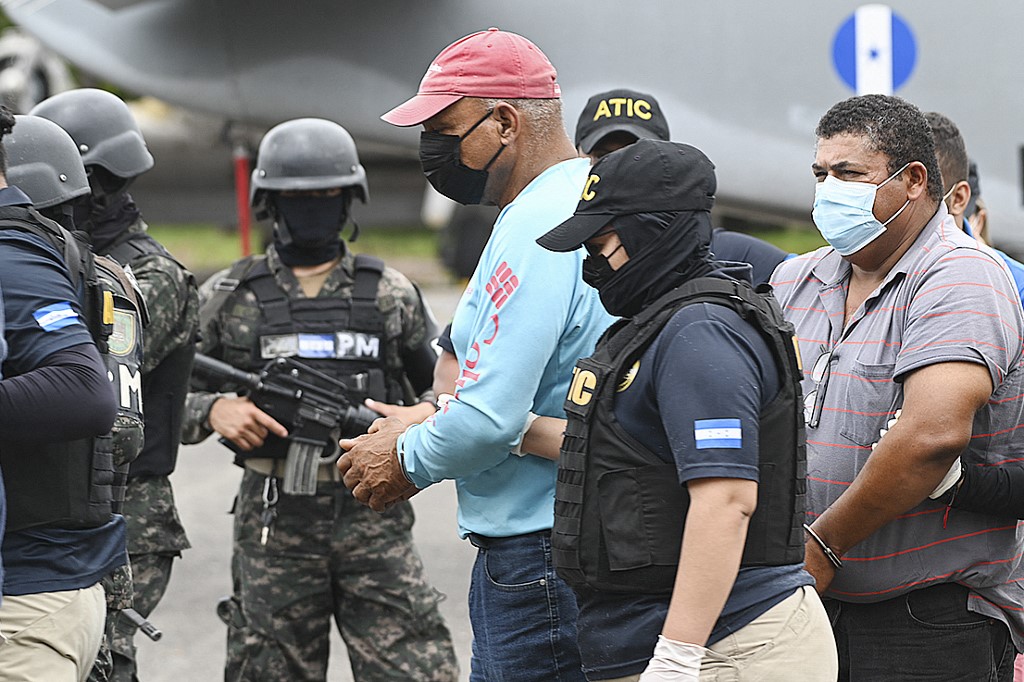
638, 635, 704, 681
869, 409, 961, 499
870, 409, 901, 451
510, 412, 539, 456
928, 457, 963, 499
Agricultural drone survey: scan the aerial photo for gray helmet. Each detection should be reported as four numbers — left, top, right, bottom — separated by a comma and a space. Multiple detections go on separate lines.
30, 88, 154, 178
5, 114, 89, 208
251, 118, 368, 219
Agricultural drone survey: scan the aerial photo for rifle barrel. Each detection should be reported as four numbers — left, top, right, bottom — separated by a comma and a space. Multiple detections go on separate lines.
193, 353, 262, 389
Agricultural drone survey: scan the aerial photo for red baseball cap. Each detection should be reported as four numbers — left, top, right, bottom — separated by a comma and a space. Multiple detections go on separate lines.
381, 28, 561, 127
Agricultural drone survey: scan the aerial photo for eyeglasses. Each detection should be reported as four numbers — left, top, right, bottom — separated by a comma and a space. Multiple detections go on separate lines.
803, 346, 835, 428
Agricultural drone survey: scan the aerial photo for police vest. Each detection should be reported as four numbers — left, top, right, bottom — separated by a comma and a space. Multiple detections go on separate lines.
204, 253, 401, 461
0, 206, 145, 531
106, 229, 198, 478
93, 253, 147, 469
553, 277, 807, 593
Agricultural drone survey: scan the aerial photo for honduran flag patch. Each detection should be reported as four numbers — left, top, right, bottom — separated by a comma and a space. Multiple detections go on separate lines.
694, 418, 742, 449
33, 301, 79, 332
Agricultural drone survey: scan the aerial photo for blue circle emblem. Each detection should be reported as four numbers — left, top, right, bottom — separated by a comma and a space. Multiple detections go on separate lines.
832, 5, 917, 93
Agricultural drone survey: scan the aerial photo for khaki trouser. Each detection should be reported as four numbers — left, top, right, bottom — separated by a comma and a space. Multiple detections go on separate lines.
604, 585, 838, 682
0, 583, 106, 682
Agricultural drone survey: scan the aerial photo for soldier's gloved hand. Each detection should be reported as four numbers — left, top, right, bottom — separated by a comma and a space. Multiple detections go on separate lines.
510, 412, 539, 456
638, 636, 704, 681
363, 398, 436, 426
929, 458, 964, 500
208, 396, 289, 451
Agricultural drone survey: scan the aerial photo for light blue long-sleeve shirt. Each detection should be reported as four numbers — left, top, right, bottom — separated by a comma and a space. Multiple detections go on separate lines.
399, 157, 614, 538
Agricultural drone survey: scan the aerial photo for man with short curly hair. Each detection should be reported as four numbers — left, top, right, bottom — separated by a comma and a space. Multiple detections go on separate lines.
772, 94, 1024, 681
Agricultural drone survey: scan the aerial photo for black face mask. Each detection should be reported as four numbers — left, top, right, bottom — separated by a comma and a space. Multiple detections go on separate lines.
419, 109, 506, 205
38, 203, 78, 234
581, 254, 614, 289
581, 242, 624, 289
88, 167, 132, 201
272, 194, 349, 267
583, 212, 714, 318
72, 191, 140, 252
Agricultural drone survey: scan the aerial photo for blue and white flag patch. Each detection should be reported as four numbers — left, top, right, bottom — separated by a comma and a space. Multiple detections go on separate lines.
297, 333, 336, 359
33, 302, 79, 332
694, 418, 742, 449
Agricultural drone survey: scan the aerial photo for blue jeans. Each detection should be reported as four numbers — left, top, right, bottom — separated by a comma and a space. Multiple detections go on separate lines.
468, 531, 585, 681
826, 583, 1015, 681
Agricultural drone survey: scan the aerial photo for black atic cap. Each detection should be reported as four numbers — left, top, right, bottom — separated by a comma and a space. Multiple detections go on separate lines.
538, 139, 715, 252
574, 88, 670, 154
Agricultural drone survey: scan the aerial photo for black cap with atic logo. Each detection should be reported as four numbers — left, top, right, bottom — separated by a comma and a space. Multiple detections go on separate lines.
538, 139, 716, 252
574, 88, 670, 154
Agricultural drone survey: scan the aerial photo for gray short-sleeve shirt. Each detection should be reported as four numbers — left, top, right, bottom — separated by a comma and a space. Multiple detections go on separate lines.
772, 204, 1024, 644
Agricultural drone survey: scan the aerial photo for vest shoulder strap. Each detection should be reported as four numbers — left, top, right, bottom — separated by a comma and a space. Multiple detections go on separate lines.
0, 205, 88, 288
241, 257, 291, 327
602, 277, 787, 371
94, 253, 148, 326
105, 230, 179, 268
199, 255, 265, 331
352, 254, 384, 327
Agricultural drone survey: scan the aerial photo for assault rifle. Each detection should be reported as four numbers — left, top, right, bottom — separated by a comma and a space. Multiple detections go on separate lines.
193, 353, 381, 495
122, 607, 162, 641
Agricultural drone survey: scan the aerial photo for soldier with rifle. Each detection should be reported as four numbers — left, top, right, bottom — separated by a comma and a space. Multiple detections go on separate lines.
180, 118, 457, 682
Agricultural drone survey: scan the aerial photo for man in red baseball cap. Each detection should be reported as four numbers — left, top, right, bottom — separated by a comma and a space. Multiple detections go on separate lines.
341, 28, 614, 681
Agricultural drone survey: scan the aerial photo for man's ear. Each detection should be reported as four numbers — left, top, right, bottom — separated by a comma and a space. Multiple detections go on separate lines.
948, 180, 971, 217
492, 102, 520, 145
904, 161, 929, 201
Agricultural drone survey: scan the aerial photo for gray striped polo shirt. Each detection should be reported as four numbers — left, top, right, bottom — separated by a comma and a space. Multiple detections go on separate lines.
772, 205, 1024, 644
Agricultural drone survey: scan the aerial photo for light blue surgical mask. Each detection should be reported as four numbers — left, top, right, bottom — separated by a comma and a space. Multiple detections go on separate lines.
812, 162, 911, 256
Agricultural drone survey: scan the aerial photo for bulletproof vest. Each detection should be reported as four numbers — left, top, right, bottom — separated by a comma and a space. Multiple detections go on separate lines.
208, 253, 398, 461
553, 277, 807, 593
106, 229, 198, 478
0, 206, 144, 531
93, 253, 147, 470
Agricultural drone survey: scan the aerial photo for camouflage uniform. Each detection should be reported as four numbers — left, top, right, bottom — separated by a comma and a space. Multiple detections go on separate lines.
88, 248, 147, 682
108, 218, 198, 681
182, 245, 457, 682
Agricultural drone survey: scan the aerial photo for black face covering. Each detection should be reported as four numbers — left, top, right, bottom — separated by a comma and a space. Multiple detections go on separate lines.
38, 203, 78, 233
74, 191, 141, 252
419, 109, 506, 205
271, 193, 349, 267
581, 242, 624, 289
89, 167, 132, 199
584, 211, 714, 318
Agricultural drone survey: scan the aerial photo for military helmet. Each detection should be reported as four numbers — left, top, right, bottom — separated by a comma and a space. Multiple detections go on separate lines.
5, 114, 89, 208
250, 118, 368, 219
30, 88, 154, 178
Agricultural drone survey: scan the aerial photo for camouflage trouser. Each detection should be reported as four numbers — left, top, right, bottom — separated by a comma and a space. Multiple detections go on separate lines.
111, 476, 190, 681
223, 468, 458, 682
89, 562, 134, 682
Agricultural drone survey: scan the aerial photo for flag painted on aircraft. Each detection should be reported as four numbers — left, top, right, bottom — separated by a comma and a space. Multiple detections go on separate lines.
832, 4, 917, 95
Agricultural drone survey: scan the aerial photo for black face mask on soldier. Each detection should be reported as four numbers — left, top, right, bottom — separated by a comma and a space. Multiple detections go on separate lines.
272, 194, 348, 267
419, 109, 506, 205
581, 242, 624, 290
582, 212, 714, 318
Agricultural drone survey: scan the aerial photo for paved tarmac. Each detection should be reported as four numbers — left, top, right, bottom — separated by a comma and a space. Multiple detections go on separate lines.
136, 279, 477, 681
